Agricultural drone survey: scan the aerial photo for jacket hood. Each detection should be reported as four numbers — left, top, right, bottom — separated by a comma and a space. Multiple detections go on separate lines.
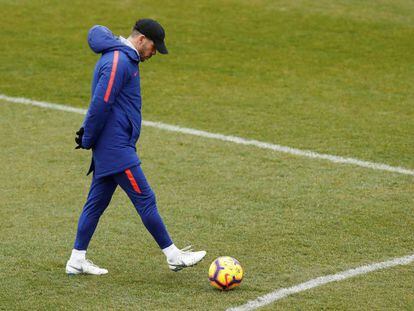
88, 25, 140, 62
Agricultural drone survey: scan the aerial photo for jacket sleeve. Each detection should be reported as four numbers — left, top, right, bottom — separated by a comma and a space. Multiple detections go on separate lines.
82, 50, 127, 149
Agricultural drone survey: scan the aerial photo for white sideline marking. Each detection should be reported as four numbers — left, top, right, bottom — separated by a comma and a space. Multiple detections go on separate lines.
1, 94, 413, 176
1, 95, 413, 308
227, 253, 414, 311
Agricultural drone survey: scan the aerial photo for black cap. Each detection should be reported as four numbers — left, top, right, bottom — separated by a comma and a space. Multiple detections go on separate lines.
134, 19, 168, 54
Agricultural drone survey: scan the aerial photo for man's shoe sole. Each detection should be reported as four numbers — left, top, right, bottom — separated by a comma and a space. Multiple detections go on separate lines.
65, 264, 108, 275
168, 254, 206, 272
66, 265, 83, 275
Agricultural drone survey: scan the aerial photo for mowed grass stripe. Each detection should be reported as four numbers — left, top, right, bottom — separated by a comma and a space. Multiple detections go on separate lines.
1, 93, 413, 177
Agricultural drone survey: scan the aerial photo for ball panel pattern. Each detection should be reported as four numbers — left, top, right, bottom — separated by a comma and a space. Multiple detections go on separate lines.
208, 256, 243, 290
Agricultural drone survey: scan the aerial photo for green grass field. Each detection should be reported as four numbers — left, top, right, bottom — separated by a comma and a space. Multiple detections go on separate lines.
1, 0, 413, 310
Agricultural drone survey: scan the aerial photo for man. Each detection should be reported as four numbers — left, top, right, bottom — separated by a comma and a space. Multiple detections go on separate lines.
66, 19, 206, 275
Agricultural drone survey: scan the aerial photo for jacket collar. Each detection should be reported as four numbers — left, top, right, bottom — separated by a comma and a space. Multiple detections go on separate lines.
119, 36, 140, 59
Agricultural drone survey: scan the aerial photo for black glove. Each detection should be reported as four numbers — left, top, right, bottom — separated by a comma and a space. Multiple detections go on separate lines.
75, 127, 84, 149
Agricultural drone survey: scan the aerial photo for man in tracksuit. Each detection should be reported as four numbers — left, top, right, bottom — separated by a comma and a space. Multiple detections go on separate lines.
66, 19, 206, 275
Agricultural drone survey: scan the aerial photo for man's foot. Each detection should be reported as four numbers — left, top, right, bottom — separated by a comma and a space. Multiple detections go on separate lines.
65, 258, 108, 275
167, 246, 206, 272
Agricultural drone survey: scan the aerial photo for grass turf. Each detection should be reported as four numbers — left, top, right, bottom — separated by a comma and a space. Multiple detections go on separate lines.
1, 0, 413, 168
0, 0, 413, 309
0, 101, 413, 310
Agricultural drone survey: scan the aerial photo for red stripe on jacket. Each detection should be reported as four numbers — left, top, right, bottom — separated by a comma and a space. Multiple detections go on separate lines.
125, 169, 142, 194
104, 50, 120, 103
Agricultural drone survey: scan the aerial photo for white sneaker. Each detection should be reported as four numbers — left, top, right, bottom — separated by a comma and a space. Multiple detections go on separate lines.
167, 246, 206, 272
65, 258, 108, 275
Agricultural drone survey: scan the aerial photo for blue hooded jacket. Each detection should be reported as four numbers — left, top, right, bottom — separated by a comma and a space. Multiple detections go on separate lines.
81, 25, 142, 178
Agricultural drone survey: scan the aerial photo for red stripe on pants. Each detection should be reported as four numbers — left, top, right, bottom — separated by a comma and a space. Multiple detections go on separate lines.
104, 50, 119, 103
125, 169, 142, 194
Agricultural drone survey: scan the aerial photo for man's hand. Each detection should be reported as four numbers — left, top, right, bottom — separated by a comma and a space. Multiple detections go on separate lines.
75, 127, 84, 149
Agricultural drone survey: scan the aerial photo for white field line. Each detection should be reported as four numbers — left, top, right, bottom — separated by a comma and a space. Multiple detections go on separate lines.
1, 95, 413, 308
1, 94, 414, 176
227, 253, 414, 311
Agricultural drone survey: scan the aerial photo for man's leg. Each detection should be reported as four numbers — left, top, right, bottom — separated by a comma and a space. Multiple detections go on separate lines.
114, 165, 206, 271
66, 174, 117, 275
114, 165, 172, 249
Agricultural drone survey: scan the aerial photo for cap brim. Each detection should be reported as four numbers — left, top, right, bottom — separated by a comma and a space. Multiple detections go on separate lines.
154, 40, 168, 54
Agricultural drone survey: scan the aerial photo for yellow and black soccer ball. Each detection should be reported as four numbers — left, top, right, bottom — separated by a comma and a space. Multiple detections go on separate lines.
208, 256, 243, 290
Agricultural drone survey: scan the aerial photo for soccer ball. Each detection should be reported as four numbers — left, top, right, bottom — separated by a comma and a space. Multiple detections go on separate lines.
208, 256, 243, 290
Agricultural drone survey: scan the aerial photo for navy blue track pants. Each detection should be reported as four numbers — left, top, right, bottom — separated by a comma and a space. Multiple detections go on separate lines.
74, 165, 173, 250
